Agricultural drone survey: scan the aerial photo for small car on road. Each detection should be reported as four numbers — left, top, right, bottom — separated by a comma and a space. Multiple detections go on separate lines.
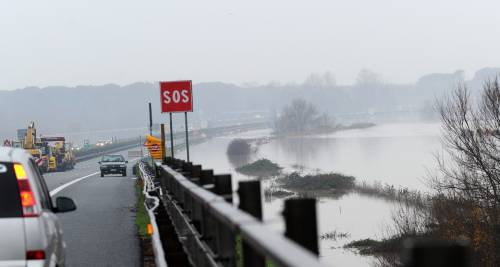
99, 154, 128, 177
0, 146, 77, 267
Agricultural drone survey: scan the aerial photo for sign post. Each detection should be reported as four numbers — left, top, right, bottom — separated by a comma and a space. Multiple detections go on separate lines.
160, 80, 193, 161
160, 124, 166, 162
169, 113, 174, 158
148, 102, 153, 135
184, 112, 190, 162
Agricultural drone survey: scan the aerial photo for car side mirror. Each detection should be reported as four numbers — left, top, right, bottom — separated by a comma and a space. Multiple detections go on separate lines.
54, 196, 76, 213
98, 161, 101, 164
125, 160, 128, 163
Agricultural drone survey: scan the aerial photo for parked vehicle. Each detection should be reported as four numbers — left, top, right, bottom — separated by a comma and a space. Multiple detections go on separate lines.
40, 137, 76, 172
0, 147, 76, 267
99, 154, 128, 177
16, 122, 76, 173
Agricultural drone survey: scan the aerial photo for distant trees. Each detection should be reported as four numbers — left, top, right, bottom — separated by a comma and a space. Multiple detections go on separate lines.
275, 99, 334, 135
303, 71, 337, 88
356, 69, 383, 86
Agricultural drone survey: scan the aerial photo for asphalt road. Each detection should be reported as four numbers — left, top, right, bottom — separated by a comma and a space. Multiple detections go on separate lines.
44, 148, 141, 267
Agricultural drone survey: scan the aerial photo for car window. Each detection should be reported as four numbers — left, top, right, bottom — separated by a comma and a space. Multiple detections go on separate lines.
28, 159, 52, 210
102, 155, 124, 162
34, 161, 53, 210
0, 162, 22, 218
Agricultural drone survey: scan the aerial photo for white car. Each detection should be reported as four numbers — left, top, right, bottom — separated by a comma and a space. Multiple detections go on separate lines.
0, 147, 76, 267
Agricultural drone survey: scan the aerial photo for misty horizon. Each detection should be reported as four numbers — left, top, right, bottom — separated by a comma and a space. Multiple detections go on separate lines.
3, 0, 500, 90
3, 66, 500, 91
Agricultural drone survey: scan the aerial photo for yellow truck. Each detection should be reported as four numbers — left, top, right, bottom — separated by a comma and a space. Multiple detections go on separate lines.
17, 122, 75, 172
40, 137, 76, 172
18, 122, 49, 172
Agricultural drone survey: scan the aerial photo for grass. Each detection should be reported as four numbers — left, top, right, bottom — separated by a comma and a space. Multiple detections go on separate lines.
135, 170, 150, 238
344, 236, 406, 256
319, 230, 351, 241
264, 187, 295, 202
236, 235, 276, 267
278, 172, 355, 193
355, 181, 428, 208
236, 159, 282, 177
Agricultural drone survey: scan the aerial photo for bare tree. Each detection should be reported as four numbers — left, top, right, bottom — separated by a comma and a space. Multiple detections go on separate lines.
275, 99, 334, 134
433, 79, 500, 266
437, 81, 500, 207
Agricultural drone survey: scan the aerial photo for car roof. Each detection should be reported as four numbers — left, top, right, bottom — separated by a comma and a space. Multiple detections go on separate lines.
0, 147, 32, 164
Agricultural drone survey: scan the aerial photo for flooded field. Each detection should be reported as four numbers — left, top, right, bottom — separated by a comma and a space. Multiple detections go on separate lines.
176, 122, 444, 266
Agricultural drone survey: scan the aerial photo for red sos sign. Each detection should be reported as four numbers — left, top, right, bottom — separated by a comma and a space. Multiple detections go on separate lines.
160, 80, 193, 113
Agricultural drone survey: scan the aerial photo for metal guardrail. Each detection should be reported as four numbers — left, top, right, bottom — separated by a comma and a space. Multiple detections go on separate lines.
154, 157, 329, 267
150, 157, 473, 267
138, 161, 168, 267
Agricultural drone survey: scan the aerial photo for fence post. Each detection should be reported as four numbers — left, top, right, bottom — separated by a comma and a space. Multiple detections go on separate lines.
191, 165, 202, 176
238, 181, 265, 267
164, 156, 173, 166
200, 169, 214, 185
214, 174, 233, 203
283, 198, 319, 255
403, 239, 470, 267
182, 161, 193, 175
213, 174, 235, 267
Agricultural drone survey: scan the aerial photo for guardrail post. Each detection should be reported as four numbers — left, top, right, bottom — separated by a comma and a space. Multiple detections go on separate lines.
173, 159, 183, 170
214, 174, 233, 203
163, 156, 171, 166
190, 165, 202, 184
238, 181, 265, 267
182, 162, 193, 175
283, 198, 319, 255
403, 239, 470, 267
213, 174, 235, 267
132, 164, 137, 175
155, 164, 161, 178
200, 169, 214, 185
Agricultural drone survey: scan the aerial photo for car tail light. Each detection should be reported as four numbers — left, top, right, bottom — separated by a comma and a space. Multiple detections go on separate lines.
26, 250, 45, 260
14, 164, 39, 217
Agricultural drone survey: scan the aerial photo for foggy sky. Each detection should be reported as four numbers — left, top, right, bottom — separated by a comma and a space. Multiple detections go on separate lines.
2, 0, 500, 90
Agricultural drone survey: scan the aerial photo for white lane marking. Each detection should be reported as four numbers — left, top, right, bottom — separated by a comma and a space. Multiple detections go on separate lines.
50, 172, 99, 196
49, 157, 142, 196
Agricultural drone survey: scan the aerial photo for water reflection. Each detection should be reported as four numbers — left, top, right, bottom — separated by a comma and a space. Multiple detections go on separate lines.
259, 123, 442, 190
270, 137, 333, 169
179, 123, 443, 267
227, 154, 252, 168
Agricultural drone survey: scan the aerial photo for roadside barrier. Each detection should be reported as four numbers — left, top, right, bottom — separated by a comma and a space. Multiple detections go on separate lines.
155, 157, 329, 267
143, 157, 471, 267
138, 161, 168, 267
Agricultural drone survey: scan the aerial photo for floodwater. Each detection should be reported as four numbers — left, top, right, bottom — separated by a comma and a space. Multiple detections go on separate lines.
176, 122, 444, 267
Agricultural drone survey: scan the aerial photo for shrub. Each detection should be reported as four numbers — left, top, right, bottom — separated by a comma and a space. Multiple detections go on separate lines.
279, 172, 355, 192
227, 139, 251, 156
236, 159, 282, 177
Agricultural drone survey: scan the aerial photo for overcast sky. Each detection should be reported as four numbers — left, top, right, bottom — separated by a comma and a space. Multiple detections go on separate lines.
1, 0, 500, 90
